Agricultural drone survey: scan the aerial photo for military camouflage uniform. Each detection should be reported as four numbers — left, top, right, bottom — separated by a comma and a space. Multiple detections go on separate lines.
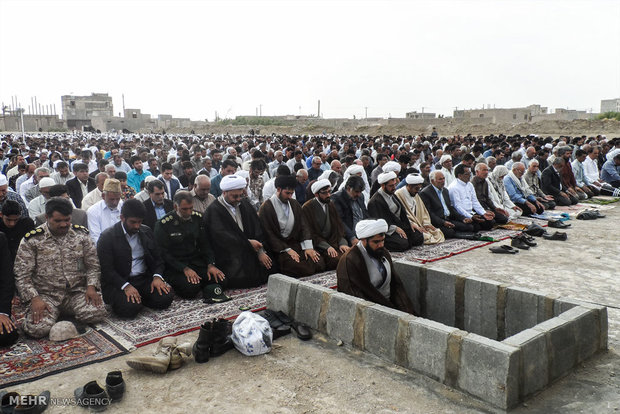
14, 223, 107, 338
154, 210, 216, 299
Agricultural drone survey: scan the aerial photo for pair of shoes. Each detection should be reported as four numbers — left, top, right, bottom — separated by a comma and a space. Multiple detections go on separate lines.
263, 310, 312, 341
127, 337, 192, 373
192, 319, 234, 363
489, 245, 519, 254
511, 234, 535, 250
1, 390, 50, 414
261, 309, 291, 339
74, 371, 125, 412
542, 231, 568, 241
548, 219, 571, 229
576, 210, 598, 220
524, 223, 545, 237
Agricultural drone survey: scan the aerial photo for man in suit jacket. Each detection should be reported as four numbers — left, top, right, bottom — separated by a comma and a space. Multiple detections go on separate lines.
97, 199, 174, 318
367, 172, 423, 252
143, 180, 174, 229
66, 163, 96, 209
418, 170, 474, 238
541, 158, 578, 206
158, 162, 181, 200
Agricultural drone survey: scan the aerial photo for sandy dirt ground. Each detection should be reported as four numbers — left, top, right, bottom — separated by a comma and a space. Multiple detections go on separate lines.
5, 205, 620, 413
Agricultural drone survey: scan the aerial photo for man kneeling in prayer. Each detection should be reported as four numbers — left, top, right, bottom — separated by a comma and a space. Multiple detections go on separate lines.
336, 219, 416, 315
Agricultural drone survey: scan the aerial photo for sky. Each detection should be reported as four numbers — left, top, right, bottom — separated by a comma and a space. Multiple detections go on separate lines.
1, 0, 619, 121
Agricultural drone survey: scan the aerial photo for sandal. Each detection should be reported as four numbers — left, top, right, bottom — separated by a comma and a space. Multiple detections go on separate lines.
489, 245, 519, 254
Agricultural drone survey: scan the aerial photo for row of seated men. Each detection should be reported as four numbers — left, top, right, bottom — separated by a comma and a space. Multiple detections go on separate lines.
0, 158, 578, 346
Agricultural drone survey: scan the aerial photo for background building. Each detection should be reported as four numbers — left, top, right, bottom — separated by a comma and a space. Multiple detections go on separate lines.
601, 98, 620, 113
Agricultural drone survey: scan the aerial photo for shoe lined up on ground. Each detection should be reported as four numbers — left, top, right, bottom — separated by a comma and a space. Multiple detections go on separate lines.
0, 390, 50, 414
542, 231, 568, 241
126, 336, 192, 373
262, 310, 312, 341
489, 245, 519, 254
193, 318, 235, 364
547, 219, 571, 229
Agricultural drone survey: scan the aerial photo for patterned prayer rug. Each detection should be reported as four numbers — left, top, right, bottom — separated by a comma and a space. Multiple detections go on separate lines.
0, 330, 126, 388
96, 271, 337, 350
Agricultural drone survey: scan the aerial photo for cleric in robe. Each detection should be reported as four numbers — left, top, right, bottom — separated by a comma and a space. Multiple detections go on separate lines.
336, 219, 416, 315
203, 175, 271, 288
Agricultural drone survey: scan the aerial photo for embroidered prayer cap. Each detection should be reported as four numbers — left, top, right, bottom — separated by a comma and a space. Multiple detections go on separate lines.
377, 171, 397, 185
405, 173, 424, 185
38, 177, 55, 188
144, 175, 157, 184
311, 179, 331, 194
355, 219, 388, 239
382, 161, 401, 173
102, 178, 122, 193
220, 174, 247, 191
49, 321, 80, 341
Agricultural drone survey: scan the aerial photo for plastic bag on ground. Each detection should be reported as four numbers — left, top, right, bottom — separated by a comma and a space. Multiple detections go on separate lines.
231, 311, 273, 356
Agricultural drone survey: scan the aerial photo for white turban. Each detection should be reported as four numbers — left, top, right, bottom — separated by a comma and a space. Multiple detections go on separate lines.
378, 171, 397, 185
311, 179, 331, 194
345, 165, 364, 176
144, 175, 157, 184
0, 174, 7, 186
382, 161, 401, 173
439, 155, 452, 165
355, 219, 388, 239
405, 174, 424, 185
39, 177, 55, 188
544, 143, 553, 149
220, 174, 247, 191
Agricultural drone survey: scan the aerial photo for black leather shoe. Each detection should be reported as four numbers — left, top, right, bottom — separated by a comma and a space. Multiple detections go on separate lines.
524, 223, 545, 237
1, 391, 20, 414
262, 310, 291, 339
548, 219, 571, 228
210, 319, 234, 357
192, 321, 213, 363
542, 231, 567, 241
511, 237, 530, 250
74, 381, 109, 412
105, 371, 125, 402
518, 234, 537, 247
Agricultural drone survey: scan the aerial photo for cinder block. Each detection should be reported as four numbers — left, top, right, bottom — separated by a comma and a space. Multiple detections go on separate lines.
326, 292, 373, 345
393, 260, 423, 316
266, 274, 300, 316
458, 333, 520, 409
533, 316, 577, 382
464, 276, 502, 340
503, 328, 548, 398
364, 304, 408, 363
408, 318, 458, 383
425, 268, 456, 327
505, 286, 543, 338
553, 299, 608, 350
293, 282, 334, 330
552, 297, 581, 316
559, 307, 599, 363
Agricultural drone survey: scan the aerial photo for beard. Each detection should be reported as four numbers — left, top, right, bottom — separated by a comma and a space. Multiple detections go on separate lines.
366, 243, 386, 259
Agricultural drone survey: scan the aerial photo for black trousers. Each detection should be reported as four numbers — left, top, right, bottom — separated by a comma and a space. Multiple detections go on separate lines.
384, 227, 424, 252
0, 328, 18, 347
553, 193, 578, 206
493, 211, 509, 224
515, 201, 544, 216
103, 274, 174, 318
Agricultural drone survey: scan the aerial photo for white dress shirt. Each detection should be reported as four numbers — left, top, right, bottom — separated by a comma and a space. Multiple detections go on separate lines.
119, 224, 163, 290
87, 199, 123, 244
447, 179, 486, 219
583, 156, 601, 184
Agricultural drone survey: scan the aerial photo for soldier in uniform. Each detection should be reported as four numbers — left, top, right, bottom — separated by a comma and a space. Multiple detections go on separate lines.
14, 197, 106, 339
154, 190, 230, 303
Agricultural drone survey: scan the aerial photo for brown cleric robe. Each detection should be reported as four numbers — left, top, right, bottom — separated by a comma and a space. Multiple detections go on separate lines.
258, 197, 325, 278
301, 198, 348, 270
336, 244, 416, 315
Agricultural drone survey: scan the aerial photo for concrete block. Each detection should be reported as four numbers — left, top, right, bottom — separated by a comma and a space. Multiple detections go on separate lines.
505, 286, 543, 338
537, 294, 558, 323
266, 274, 300, 316
533, 316, 576, 382
503, 328, 548, 398
393, 260, 423, 316
554, 299, 608, 350
364, 304, 410, 363
458, 333, 520, 409
425, 268, 456, 327
293, 282, 334, 330
325, 292, 373, 346
559, 307, 599, 363
463, 276, 502, 340
552, 297, 581, 316
408, 318, 458, 383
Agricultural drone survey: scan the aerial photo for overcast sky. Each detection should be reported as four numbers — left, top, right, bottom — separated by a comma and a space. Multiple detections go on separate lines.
1, 0, 619, 121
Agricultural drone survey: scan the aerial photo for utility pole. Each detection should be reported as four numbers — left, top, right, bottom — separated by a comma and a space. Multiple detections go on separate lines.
122, 94, 126, 114
317, 100, 321, 118
259, 104, 262, 117
365, 106, 368, 119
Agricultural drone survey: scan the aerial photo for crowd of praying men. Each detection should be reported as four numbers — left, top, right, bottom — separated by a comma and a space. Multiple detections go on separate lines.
1, 131, 619, 345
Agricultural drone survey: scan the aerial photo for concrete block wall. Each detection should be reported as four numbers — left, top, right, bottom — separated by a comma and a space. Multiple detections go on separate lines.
266, 267, 607, 410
